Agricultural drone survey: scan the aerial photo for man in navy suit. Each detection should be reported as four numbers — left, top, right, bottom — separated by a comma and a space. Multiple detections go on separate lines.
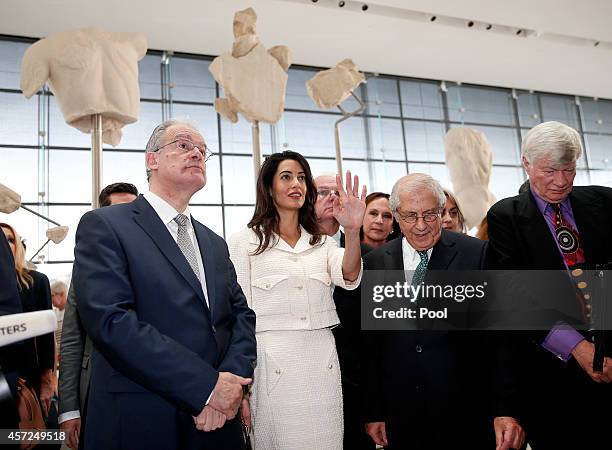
73, 120, 256, 450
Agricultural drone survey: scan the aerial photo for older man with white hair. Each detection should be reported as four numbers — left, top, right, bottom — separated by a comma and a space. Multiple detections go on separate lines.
362, 173, 524, 450
487, 120, 612, 449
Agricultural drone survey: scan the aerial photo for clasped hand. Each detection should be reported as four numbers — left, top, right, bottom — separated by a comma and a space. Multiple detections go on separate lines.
193, 372, 251, 432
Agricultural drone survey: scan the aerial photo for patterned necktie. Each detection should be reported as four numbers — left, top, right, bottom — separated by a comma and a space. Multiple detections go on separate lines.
412, 250, 429, 287
174, 214, 201, 281
549, 203, 588, 322
549, 203, 585, 269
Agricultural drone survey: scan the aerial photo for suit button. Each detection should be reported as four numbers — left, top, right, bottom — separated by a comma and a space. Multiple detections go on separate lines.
275, 369, 281, 375
300, 316, 307, 321
265, 283, 270, 289
212, 325, 216, 333
328, 364, 333, 369
297, 285, 303, 290
415, 345, 422, 353
291, 257, 298, 262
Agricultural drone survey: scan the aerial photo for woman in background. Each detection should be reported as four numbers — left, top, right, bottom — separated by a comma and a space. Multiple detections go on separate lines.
441, 189, 466, 233
229, 151, 365, 450
360, 192, 396, 249
1, 223, 55, 418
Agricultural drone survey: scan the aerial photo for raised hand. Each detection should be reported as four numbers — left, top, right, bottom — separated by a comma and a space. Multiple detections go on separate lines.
332, 170, 367, 232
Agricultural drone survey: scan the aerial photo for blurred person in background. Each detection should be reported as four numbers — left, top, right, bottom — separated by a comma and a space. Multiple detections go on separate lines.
360, 192, 396, 249
1, 223, 55, 420
441, 188, 466, 233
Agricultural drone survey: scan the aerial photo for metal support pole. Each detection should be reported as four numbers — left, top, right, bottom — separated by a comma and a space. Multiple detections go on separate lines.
334, 92, 366, 176
252, 120, 262, 185
91, 114, 103, 209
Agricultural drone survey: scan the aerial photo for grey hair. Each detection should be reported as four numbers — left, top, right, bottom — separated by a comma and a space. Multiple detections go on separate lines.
389, 173, 446, 213
50, 280, 68, 294
521, 121, 583, 165
144, 119, 200, 181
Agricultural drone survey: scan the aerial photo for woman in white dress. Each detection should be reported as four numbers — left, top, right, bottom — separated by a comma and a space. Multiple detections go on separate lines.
229, 151, 366, 449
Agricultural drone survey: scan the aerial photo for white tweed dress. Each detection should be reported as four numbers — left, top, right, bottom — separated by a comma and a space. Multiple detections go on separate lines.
228, 227, 362, 450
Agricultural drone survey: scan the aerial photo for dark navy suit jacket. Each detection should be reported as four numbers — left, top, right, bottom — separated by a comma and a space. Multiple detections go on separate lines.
73, 195, 256, 450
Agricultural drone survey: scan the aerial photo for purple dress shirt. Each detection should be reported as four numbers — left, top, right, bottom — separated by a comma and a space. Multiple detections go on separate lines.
530, 188, 585, 361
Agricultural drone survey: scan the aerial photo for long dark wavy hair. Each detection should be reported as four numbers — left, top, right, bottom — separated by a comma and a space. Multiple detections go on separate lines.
248, 151, 321, 255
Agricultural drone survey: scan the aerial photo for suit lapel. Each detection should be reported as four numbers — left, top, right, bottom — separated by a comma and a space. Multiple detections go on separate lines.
570, 188, 604, 267
428, 231, 458, 270
192, 219, 216, 315
131, 196, 209, 311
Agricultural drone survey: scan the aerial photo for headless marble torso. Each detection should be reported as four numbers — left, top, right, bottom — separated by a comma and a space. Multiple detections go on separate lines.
21, 27, 147, 146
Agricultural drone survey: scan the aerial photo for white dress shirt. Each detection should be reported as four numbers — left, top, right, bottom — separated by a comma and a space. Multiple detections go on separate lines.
401, 237, 433, 283
143, 191, 209, 307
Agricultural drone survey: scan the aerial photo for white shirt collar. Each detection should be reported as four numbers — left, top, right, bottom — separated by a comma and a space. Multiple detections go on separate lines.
143, 191, 192, 227
401, 236, 433, 265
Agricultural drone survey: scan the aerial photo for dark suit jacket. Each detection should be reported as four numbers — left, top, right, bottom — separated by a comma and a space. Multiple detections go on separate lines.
486, 186, 612, 445
73, 195, 256, 450
362, 231, 505, 449
58, 281, 93, 418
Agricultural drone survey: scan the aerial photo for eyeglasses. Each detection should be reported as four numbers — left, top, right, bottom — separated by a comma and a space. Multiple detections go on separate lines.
317, 189, 340, 198
395, 210, 441, 223
154, 139, 214, 162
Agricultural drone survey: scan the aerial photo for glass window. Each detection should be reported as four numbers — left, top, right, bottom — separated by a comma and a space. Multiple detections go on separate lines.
404, 120, 446, 162
447, 85, 514, 126
0, 40, 30, 90
220, 118, 272, 155
139, 53, 162, 100
171, 103, 219, 147
191, 154, 222, 204
516, 92, 542, 128
225, 206, 255, 239
370, 161, 407, 194
222, 155, 256, 204
36, 263, 73, 284
539, 94, 579, 129
307, 158, 339, 178
190, 206, 223, 237
46, 205, 91, 262
48, 149, 91, 203
49, 95, 91, 148
584, 134, 612, 170
103, 150, 149, 195
285, 68, 319, 111
580, 98, 612, 134
171, 57, 215, 103
0, 92, 39, 146
0, 207, 41, 260
407, 162, 451, 188
588, 169, 612, 187
366, 77, 400, 117
367, 117, 405, 161
0, 147, 39, 203
450, 123, 520, 166
400, 80, 443, 121
282, 111, 366, 158
489, 166, 525, 201
116, 101, 163, 150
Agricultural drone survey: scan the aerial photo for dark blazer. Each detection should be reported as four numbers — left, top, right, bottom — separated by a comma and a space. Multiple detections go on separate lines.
17, 270, 55, 387
72, 195, 256, 450
58, 281, 93, 418
486, 186, 612, 449
362, 231, 503, 450
0, 231, 22, 426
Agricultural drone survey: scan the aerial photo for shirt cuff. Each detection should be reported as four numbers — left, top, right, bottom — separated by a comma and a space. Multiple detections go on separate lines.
205, 391, 213, 406
58, 410, 81, 424
541, 323, 585, 362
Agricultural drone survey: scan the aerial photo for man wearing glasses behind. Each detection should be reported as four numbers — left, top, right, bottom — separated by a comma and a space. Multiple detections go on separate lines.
362, 173, 524, 450
72, 120, 256, 450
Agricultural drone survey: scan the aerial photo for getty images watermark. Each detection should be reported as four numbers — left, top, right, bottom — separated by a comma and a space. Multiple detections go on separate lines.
371, 280, 487, 319
360, 270, 612, 331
